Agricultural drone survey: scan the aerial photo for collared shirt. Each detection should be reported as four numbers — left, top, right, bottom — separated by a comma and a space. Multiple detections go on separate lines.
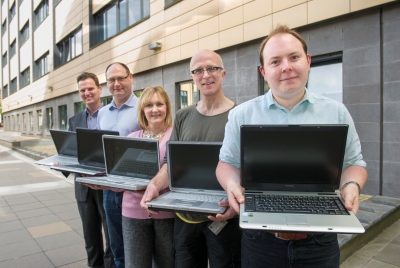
220, 89, 366, 170
97, 93, 140, 136
85, 103, 103, 129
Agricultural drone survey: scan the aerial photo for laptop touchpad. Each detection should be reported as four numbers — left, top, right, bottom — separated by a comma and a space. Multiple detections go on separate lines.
285, 215, 309, 226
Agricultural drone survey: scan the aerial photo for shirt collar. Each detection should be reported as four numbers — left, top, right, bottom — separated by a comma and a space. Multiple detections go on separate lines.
85, 103, 104, 116
265, 87, 315, 109
110, 93, 138, 110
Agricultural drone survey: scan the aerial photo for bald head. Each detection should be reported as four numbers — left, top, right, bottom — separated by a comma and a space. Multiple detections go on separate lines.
190, 50, 224, 71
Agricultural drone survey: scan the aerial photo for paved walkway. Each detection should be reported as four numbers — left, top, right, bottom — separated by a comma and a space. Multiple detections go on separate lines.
0, 129, 399, 267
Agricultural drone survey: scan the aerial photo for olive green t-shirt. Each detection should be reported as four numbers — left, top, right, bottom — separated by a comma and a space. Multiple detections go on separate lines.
165, 103, 234, 223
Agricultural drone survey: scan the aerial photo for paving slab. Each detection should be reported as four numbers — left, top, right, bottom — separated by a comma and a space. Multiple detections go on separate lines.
45, 243, 86, 267
27, 222, 72, 238
11, 201, 45, 212
35, 231, 84, 251
0, 240, 42, 262
374, 244, 400, 266
0, 220, 24, 234
363, 259, 399, 268
15, 207, 54, 219
0, 212, 18, 223
0, 252, 54, 268
0, 229, 33, 246
21, 214, 63, 228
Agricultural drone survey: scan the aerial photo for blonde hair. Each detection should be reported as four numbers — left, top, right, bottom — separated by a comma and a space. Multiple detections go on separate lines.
137, 86, 173, 130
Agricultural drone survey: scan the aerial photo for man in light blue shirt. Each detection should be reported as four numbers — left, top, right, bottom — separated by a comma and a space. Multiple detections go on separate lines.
97, 62, 140, 268
216, 25, 367, 268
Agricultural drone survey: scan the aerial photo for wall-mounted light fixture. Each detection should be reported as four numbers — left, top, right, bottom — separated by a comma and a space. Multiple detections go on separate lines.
148, 42, 162, 50
28, 95, 33, 100
47, 86, 53, 91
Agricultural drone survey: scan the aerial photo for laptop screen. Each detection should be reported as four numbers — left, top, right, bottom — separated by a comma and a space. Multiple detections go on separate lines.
76, 128, 119, 167
168, 141, 224, 191
103, 136, 159, 179
50, 130, 77, 156
240, 125, 348, 192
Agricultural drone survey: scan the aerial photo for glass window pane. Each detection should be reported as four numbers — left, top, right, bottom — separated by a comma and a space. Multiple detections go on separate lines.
308, 62, 343, 102
106, 6, 117, 38
75, 29, 82, 56
143, 0, 150, 18
119, 0, 127, 31
178, 81, 199, 110
128, 0, 140, 25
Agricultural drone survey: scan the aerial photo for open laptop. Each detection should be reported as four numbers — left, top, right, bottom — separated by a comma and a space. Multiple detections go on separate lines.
51, 128, 118, 175
239, 124, 365, 234
146, 141, 227, 215
76, 135, 159, 190
35, 130, 78, 166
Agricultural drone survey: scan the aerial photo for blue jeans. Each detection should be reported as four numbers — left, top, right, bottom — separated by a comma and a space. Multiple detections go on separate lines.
174, 216, 241, 268
103, 190, 124, 268
122, 217, 174, 268
242, 230, 339, 268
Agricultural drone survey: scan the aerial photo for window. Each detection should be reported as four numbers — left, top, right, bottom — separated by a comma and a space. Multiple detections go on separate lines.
20, 67, 30, 88
1, 20, 6, 36
2, 52, 7, 68
54, 0, 61, 6
2, 85, 8, 99
178, 81, 199, 110
133, 89, 143, 98
17, 114, 20, 131
9, 3, 16, 21
307, 54, 343, 102
55, 28, 82, 67
22, 113, 27, 131
59, 105, 67, 130
165, 0, 181, 8
9, 40, 16, 58
19, 22, 29, 47
29, 112, 34, 131
34, 52, 49, 79
46, 108, 53, 130
10, 78, 17, 94
258, 67, 269, 95
34, 0, 49, 30
93, 0, 149, 46
37, 110, 43, 130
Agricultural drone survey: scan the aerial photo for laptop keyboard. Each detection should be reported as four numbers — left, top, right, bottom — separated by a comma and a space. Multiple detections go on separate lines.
116, 159, 158, 175
65, 164, 104, 172
245, 194, 349, 215
160, 192, 226, 203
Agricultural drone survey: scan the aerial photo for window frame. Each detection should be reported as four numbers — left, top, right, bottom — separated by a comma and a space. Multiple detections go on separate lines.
54, 27, 82, 68
33, 52, 49, 80
19, 22, 29, 47
20, 67, 30, 88
34, 0, 49, 30
58, 105, 67, 130
46, 107, 53, 130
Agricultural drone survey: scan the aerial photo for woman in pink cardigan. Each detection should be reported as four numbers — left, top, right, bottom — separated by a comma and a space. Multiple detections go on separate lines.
123, 86, 174, 268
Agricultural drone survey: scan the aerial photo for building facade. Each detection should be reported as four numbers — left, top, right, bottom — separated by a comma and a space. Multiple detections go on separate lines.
1, 0, 400, 197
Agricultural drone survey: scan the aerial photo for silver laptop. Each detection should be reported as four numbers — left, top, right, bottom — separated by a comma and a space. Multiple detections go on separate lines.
239, 124, 365, 234
76, 135, 159, 190
35, 130, 78, 166
51, 128, 118, 175
146, 141, 227, 215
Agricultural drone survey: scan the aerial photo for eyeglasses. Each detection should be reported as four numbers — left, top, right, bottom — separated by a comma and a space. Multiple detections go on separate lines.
106, 74, 129, 84
190, 67, 223, 76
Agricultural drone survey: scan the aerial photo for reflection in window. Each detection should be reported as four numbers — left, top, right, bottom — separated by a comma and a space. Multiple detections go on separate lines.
46, 107, 53, 130
55, 28, 82, 67
93, 0, 149, 46
19, 22, 29, 47
9, 3, 16, 21
165, 0, 181, 8
20, 67, 30, 88
178, 81, 199, 110
2, 85, 8, 99
1, 20, 6, 36
134, 90, 143, 98
308, 56, 342, 103
59, 105, 67, 130
29, 112, 34, 131
9, 40, 16, 58
10, 78, 17, 95
22, 113, 27, 131
34, 0, 49, 30
37, 110, 43, 131
34, 52, 49, 79
2, 52, 7, 68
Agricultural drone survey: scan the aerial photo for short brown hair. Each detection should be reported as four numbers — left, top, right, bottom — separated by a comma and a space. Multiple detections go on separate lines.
259, 24, 308, 66
137, 86, 173, 130
77, 72, 100, 87
105, 62, 130, 78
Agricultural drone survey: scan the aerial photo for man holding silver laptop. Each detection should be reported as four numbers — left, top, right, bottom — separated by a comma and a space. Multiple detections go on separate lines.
216, 25, 367, 267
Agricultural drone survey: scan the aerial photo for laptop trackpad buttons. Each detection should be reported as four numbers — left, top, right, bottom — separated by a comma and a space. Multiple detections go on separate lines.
285, 215, 309, 226
171, 199, 202, 207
